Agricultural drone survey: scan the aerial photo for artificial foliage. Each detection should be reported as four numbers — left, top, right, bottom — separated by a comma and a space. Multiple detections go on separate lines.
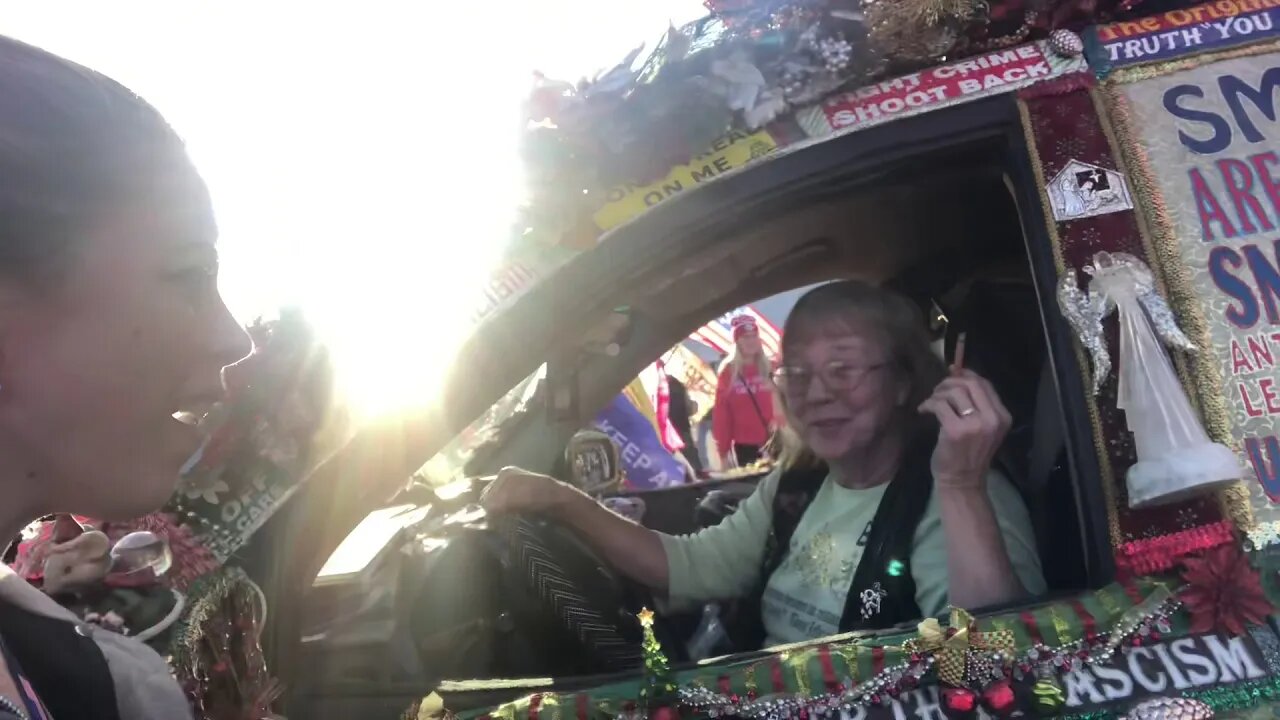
1179, 543, 1273, 636
451, 579, 1204, 720
510, 0, 1178, 266
638, 608, 679, 711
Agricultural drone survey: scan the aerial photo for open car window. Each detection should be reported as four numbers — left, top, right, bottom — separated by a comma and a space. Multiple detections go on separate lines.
415, 363, 547, 486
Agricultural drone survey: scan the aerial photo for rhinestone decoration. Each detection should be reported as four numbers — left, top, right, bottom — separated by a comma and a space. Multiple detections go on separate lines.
678, 595, 1182, 720
1049, 29, 1085, 58
1120, 697, 1214, 720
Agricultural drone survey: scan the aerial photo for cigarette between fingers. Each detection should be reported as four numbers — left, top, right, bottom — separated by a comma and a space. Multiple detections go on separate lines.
953, 333, 967, 371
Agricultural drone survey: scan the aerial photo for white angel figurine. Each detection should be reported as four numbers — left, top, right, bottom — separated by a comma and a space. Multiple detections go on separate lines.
1059, 252, 1240, 508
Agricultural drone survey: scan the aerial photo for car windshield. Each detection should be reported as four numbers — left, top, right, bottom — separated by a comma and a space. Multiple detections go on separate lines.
414, 363, 547, 486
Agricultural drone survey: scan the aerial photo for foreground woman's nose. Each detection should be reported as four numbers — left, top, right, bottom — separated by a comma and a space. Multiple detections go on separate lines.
209, 296, 252, 368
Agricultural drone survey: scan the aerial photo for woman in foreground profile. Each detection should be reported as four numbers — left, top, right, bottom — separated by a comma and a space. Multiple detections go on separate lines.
484, 280, 1044, 648
0, 36, 249, 719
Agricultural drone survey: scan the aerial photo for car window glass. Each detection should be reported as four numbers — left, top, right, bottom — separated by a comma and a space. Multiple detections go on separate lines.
415, 363, 547, 485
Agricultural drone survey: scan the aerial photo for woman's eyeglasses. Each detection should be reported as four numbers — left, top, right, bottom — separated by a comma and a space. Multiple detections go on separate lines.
771, 361, 887, 397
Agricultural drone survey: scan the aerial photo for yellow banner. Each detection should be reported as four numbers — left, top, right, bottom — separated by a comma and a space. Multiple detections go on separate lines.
622, 378, 658, 431
592, 129, 778, 231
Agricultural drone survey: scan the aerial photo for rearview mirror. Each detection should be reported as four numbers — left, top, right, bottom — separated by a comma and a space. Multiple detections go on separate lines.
566, 430, 622, 494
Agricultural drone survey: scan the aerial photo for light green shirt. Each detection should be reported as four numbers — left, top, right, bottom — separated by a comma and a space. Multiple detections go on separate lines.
659, 468, 1046, 648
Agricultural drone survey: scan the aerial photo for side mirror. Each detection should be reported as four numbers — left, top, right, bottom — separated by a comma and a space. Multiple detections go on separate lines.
566, 430, 622, 494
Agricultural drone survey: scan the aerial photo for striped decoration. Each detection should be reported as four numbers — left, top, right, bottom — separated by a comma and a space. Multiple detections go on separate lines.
440, 579, 1179, 720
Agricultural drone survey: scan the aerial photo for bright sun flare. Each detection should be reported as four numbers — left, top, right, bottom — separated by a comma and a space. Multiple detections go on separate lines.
5, 0, 704, 419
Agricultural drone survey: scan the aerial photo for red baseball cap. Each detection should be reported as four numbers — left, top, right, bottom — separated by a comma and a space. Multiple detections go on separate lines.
731, 315, 758, 340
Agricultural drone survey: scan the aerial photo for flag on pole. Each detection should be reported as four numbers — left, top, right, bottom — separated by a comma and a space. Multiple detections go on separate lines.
596, 381, 687, 489
653, 360, 685, 453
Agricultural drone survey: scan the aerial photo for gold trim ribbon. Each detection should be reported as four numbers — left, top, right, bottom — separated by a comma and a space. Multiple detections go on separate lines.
906, 609, 1015, 686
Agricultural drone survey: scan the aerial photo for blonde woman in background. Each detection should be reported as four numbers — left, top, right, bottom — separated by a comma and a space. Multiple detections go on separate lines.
712, 316, 776, 468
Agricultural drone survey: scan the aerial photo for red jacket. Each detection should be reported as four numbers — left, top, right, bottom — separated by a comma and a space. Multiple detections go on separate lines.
712, 363, 775, 451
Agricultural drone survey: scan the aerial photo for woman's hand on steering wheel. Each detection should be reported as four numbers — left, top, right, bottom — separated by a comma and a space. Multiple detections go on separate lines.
480, 467, 580, 517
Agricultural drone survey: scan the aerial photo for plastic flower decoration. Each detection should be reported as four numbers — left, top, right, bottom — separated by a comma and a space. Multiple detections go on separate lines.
1179, 543, 1273, 635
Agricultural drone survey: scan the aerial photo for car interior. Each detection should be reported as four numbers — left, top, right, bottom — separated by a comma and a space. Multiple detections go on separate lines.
266, 97, 1116, 719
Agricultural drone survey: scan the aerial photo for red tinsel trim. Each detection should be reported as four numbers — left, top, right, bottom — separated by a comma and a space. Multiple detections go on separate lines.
1017, 72, 1097, 100
528, 693, 542, 720
769, 656, 786, 693
818, 645, 839, 692
1115, 520, 1235, 577
718, 675, 732, 695
871, 646, 885, 675
1069, 598, 1097, 636
1020, 610, 1044, 644
575, 694, 589, 720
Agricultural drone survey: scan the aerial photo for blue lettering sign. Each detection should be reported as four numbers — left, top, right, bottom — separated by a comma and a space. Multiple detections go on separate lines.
1163, 67, 1280, 154
594, 395, 686, 490
1090, 7, 1280, 71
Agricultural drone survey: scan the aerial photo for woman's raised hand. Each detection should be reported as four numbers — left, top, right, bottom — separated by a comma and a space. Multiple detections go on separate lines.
480, 466, 580, 516
917, 368, 1012, 490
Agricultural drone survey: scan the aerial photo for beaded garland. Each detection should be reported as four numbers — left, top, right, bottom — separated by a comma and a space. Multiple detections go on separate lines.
677, 590, 1181, 720
445, 581, 1187, 720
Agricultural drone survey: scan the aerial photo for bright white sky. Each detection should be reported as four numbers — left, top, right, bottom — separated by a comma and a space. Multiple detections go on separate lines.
5, 0, 705, 415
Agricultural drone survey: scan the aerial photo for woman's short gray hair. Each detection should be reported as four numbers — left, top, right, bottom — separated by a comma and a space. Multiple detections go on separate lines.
776, 280, 946, 469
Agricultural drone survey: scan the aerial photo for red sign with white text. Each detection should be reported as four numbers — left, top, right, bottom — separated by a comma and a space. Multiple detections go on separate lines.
821, 45, 1053, 131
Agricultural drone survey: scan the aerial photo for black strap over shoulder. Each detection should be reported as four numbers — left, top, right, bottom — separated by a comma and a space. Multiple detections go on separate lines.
730, 427, 937, 650
839, 430, 935, 631
0, 599, 121, 720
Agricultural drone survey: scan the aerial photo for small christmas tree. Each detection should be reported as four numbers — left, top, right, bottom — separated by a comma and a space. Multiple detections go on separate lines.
637, 608, 677, 712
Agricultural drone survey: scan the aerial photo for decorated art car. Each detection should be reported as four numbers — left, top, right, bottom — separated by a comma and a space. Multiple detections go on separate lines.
371, 1, 1280, 718
14, 0, 1280, 719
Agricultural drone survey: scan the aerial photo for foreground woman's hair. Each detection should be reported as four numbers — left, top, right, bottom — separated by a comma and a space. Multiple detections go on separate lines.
0, 36, 198, 277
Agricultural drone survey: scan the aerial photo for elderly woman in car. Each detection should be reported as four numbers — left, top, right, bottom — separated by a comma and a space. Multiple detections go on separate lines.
484, 280, 1044, 648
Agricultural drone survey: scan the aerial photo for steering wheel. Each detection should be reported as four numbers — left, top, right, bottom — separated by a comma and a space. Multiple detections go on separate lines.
485, 511, 685, 675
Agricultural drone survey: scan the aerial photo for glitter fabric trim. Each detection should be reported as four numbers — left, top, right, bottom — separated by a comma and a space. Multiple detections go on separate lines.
1108, 38, 1280, 85
1098, 47, 1273, 534
1249, 624, 1280, 675
1017, 95, 1124, 549
1247, 521, 1280, 551
1115, 521, 1235, 576
1020, 82, 1239, 557
1017, 71, 1097, 100
744, 664, 759, 696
